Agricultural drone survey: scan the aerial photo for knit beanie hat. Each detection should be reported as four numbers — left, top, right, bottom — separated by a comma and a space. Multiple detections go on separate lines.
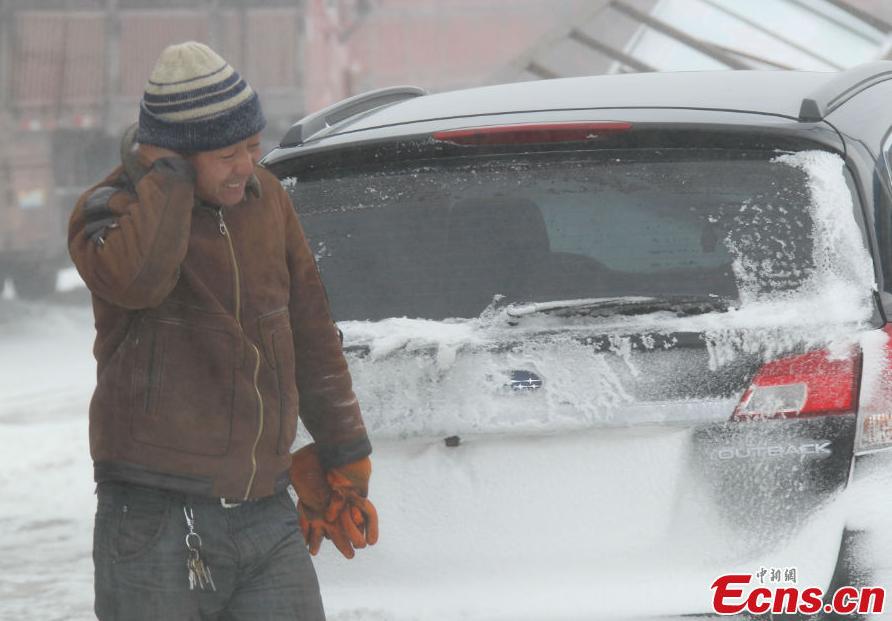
137, 41, 266, 152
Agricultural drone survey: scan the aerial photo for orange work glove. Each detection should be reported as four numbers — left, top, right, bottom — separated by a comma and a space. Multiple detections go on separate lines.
325, 457, 379, 550
289, 444, 355, 558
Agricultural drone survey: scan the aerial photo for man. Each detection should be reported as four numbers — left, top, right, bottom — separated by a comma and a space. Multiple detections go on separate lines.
68, 41, 377, 620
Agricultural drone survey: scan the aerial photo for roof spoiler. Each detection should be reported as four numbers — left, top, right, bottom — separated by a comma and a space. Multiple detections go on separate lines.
280, 86, 427, 147
799, 61, 892, 122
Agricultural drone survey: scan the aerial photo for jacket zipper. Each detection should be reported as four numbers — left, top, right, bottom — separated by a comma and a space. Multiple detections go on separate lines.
216, 207, 265, 500
216, 208, 240, 325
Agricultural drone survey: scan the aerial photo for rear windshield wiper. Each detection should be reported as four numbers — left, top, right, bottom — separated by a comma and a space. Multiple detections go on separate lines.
506, 295, 733, 319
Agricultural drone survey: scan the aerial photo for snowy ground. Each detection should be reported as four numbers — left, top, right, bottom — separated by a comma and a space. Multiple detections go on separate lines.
0, 291, 96, 620
5, 269, 892, 620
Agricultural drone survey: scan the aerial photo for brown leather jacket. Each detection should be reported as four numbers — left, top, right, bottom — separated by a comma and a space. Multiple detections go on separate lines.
68, 154, 370, 500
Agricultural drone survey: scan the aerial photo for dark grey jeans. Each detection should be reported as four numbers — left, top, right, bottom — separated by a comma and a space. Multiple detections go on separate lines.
94, 481, 326, 621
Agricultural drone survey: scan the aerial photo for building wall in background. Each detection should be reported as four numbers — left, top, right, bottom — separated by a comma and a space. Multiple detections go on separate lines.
303, 0, 590, 113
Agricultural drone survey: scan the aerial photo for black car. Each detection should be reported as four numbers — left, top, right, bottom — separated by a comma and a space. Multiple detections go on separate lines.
263, 64, 892, 619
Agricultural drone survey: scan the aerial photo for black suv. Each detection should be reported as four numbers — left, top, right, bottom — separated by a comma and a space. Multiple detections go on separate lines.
263, 64, 892, 619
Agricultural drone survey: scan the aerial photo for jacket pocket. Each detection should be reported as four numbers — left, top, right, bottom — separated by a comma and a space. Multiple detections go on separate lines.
259, 309, 300, 455
131, 317, 238, 456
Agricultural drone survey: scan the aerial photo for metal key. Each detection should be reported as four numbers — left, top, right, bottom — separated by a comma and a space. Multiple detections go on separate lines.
183, 506, 216, 592
187, 548, 216, 592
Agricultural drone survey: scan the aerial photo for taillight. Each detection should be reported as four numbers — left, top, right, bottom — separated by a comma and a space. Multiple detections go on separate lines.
859, 414, 892, 452
733, 348, 861, 421
856, 325, 892, 453
432, 121, 632, 146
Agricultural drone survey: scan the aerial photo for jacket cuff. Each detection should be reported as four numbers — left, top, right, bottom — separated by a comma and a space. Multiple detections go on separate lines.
317, 437, 373, 470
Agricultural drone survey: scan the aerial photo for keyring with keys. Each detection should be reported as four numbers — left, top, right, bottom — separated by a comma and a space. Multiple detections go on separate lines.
183, 506, 216, 592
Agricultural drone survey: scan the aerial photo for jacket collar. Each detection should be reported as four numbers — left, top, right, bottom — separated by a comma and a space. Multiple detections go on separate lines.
245, 173, 262, 201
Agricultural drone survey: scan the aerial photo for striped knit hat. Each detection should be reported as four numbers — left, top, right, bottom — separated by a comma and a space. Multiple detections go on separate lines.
137, 41, 266, 152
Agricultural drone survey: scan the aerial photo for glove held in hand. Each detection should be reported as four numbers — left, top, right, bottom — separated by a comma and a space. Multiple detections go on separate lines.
326, 458, 379, 546
290, 445, 378, 558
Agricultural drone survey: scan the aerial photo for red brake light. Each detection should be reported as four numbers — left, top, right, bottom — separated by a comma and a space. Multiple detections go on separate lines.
733, 348, 861, 421
432, 122, 632, 146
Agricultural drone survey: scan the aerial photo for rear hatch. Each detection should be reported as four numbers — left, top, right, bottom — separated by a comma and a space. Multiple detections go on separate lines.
270, 131, 879, 619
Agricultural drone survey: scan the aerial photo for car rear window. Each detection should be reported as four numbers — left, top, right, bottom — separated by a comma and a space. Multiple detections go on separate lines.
280, 148, 863, 322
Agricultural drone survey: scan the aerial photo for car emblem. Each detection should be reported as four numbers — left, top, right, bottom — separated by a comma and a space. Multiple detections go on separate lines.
711, 441, 832, 460
509, 370, 543, 391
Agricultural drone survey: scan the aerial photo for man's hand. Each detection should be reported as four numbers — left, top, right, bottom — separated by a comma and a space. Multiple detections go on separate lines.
289, 444, 378, 559
119, 125, 184, 185
137, 143, 182, 166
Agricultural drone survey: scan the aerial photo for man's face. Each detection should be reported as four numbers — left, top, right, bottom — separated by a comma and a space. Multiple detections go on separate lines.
189, 133, 262, 207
